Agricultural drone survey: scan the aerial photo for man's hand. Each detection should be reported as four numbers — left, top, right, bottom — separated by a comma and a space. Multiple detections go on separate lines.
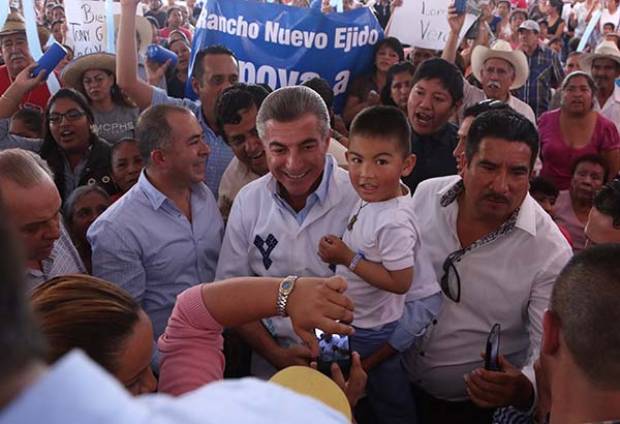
465, 354, 534, 409
12, 64, 46, 93
287, 276, 355, 357
318, 235, 354, 267
145, 59, 171, 85
447, 5, 466, 34
330, 352, 368, 408
271, 344, 313, 370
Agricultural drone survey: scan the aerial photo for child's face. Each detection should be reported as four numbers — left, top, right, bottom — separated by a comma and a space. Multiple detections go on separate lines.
531, 191, 557, 217
346, 135, 415, 202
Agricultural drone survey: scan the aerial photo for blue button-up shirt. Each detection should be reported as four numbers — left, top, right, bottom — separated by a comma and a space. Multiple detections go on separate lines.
88, 171, 224, 339
151, 87, 234, 199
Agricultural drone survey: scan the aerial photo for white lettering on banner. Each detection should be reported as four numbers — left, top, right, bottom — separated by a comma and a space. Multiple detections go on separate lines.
205, 14, 260, 39
334, 25, 379, 53
264, 21, 328, 49
238, 60, 350, 95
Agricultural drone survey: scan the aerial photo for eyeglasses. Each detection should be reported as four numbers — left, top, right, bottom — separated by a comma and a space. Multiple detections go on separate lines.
440, 250, 462, 302
48, 109, 86, 124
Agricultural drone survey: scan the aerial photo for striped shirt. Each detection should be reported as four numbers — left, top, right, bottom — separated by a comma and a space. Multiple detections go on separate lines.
514, 45, 564, 118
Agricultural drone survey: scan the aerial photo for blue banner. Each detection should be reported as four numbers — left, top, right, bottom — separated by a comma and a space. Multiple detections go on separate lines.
189, 0, 384, 112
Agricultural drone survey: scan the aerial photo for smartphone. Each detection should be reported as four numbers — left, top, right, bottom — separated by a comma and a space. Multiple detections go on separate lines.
484, 323, 501, 371
315, 329, 352, 378
454, 0, 467, 14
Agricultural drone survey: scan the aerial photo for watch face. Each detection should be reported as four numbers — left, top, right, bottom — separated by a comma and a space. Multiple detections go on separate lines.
282, 280, 293, 291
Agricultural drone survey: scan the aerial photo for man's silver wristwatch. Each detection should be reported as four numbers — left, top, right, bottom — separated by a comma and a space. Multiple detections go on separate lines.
276, 275, 298, 317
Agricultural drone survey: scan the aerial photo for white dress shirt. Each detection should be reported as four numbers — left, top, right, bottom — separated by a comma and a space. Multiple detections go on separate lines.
404, 175, 572, 401
215, 155, 358, 378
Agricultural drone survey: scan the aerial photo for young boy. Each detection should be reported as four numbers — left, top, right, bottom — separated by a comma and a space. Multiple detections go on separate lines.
318, 105, 441, 424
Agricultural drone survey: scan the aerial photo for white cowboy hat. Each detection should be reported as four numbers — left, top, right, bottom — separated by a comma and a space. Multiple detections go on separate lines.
471, 39, 530, 90
61, 52, 116, 91
580, 41, 620, 73
103, 15, 153, 57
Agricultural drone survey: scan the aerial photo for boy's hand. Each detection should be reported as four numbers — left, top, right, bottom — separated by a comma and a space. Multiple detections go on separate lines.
318, 235, 354, 266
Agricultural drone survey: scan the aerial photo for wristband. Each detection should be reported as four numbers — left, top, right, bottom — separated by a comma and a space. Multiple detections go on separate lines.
349, 251, 365, 271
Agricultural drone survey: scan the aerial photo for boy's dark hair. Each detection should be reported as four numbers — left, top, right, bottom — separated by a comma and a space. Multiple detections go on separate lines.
302, 77, 334, 110
571, 154, 609, 182
215, 83, 269, 143
594, 180, 620, 228
463, 99, 510, 119
11, 107, 44, 138
603, 22, 616, 31
411, 58, 464, 105
191, 45, 236, 81
465, 108, 539, 170
530, 176, 559, 198
349, 105, 411, 155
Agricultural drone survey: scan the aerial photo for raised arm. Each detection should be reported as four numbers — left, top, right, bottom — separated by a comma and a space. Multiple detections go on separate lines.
0, 64, 46, 119
441, 5, 466, 64
158, 276, 355, 395
118, 0, 156, 109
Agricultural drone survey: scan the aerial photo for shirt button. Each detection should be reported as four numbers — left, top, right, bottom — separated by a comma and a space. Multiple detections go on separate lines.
432, 319, 438, 325
420, 351, 425, 357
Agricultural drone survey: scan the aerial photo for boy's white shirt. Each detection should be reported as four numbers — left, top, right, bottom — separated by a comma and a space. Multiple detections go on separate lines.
337, 189, 439, 329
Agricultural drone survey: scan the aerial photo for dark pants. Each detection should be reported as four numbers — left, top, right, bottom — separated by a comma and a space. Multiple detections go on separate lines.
413, 386, 495, 424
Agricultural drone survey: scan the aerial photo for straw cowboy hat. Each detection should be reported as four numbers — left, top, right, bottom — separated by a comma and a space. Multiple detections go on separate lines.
471, 39, 530, 90
0, 12, 26, 37
103, 15, 153, 57
580, 41, 620, 73
61, 53, 116, 91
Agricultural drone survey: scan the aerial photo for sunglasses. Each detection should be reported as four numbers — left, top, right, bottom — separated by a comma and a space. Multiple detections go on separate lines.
440, 250, 464, 302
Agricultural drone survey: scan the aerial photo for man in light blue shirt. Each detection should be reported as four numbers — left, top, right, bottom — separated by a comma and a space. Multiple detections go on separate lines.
116, 0, 238, 198
88, 104, 223, 347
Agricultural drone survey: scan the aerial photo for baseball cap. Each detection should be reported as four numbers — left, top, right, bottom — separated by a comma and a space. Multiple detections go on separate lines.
518, 20, 540, 33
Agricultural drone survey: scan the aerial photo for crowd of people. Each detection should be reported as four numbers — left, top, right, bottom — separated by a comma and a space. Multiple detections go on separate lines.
1, 0, 620, 422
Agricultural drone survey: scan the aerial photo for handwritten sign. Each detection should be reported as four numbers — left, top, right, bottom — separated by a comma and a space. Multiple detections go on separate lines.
65, 1, 142, 57
386, 0, 476, 50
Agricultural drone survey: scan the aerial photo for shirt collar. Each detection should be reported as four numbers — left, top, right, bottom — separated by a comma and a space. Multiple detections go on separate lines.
267, 154, 335, 206
438, 177, 537, 237
138, 170, 167, 210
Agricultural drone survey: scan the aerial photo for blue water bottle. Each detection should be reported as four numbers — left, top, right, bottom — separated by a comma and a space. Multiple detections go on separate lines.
146, 44, 178, 68
32, 42, 67, 80
454, 0, 467, 14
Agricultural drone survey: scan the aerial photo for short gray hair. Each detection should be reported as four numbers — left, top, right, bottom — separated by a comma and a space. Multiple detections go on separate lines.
0, 149, 54, 189
63, 184, 111, 227
135, 104, 193, 166
256, 86, 330, 141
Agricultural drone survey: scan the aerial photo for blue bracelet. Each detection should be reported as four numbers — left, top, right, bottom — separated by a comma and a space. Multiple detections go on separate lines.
349, 251, 365, 271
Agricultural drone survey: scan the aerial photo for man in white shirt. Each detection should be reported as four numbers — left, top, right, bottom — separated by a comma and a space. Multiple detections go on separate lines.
215, 86, 359, 378
0, 149, 85, 291
442, 6, 536, 125
581, 40, 620, 135
405, 108, 572, 423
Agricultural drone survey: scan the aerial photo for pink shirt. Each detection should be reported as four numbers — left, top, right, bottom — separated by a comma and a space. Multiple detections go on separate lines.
538, 109, 620, 190
158, 285, 225, 396
553, 190, 586, 251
